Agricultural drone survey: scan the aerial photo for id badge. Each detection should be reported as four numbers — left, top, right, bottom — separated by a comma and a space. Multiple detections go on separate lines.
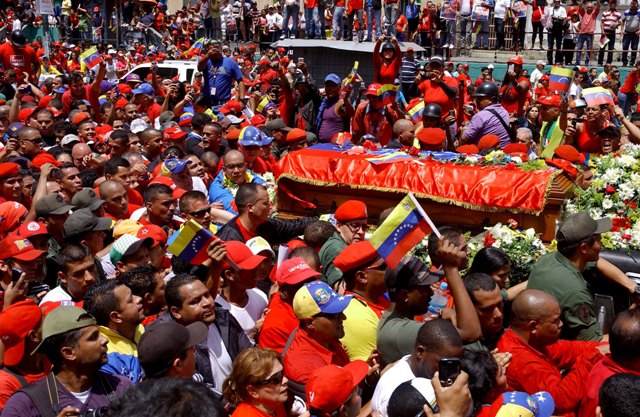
210, 87, 217, 96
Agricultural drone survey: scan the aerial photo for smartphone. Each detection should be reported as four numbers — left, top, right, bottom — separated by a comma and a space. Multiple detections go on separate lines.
571, 119, 577, 128
439, 358, 461, 387
508, 64, 515, 73
448, 110, 455, 116
11, 268, 21, 284
297, 57, 304, 64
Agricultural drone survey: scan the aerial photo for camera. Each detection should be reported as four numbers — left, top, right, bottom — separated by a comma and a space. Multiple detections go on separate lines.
80, 407, 108, 417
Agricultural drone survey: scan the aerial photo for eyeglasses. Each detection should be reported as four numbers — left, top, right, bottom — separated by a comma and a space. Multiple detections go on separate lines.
345, 222, 369, 232
224, 163, 246, 170
22, 137, 43, 144
187, 208, 209, 217
254, 370, 284, 386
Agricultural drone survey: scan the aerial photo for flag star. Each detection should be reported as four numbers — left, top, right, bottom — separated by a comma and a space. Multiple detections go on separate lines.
537, 394, 546, 402
338, 296, 345, 301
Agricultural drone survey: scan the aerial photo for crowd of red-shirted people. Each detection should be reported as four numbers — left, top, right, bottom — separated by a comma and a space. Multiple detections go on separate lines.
0, 0, 639, 414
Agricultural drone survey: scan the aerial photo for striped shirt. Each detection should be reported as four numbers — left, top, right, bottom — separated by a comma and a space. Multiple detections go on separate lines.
601, 9, 622, 32
400, 57, 420, 85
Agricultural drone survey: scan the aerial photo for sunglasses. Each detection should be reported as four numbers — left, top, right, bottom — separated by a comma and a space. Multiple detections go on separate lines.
254, 370, 284, 386
187, 208, 209, 217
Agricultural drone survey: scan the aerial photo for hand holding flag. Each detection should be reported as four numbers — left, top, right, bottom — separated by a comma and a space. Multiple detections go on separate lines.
583, 87, 615, 107
549, 67, 574, 93
369, 193, 439, 269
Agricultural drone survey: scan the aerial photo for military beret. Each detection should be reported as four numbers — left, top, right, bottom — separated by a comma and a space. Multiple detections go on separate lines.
553, 145, 585, 164
286, 128, 307, 143
334, 200, 368, 222
334, 241, 381, 274
456, 144, 480, 154
0, 162, 20, 179
503, 143, 529, 155
478, 134, 500, 151
417, 128, 446, 145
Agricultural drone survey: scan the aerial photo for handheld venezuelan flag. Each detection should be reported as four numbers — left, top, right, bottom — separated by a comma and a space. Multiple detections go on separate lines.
187, 37, 206, 59
369, 193, 440, 269
167, 219, 216, 265
79, 47, 102, 70
256, 96, 275, 115
344, 61, 359, 86
377, 84, 399, 106
407, 100, 425, 122
582, 87, 615, 107
548, 67, 574, 93
598, 36, 610, 49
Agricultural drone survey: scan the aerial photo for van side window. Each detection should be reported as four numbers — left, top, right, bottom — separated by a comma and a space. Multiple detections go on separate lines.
186, 69, 194, 83
156, 67, 179, 80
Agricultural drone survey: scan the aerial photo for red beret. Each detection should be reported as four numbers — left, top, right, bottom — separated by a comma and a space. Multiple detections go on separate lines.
334, 200, 368, 222
478, 134, 500, 151
71, 112, 92, 126
417, 128, 446, 145
456, 144, 479, 154
117, 84, 132, 95
333, 241, 381, 274
95, 124, 113, 137
503, 143, 529, 155
553, 145, 585, 164
38, 95, 53, 109
286, 128, 307, 143
115, 98, 129, 109
0, 162, 20, 179
226, 128, 241, 140
31, 153, 61, 170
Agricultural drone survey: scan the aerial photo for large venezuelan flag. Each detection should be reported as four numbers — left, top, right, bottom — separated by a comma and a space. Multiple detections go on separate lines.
548, 67, 573, 93
167, 220, 215, 264
408, 101, 425, 122
582, 87, 615, 107
369, 193, 439, 269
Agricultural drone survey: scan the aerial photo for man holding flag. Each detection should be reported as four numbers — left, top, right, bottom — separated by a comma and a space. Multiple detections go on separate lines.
351, 83, 403, 146
565, 89, 614, 153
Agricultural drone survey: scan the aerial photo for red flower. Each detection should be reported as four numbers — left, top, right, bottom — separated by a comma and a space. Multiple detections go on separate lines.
504, 162, 517, 170
484, 233, 496, 247
507, 219, 519, 230
409, 147, 420, 157
622, 234, 632, 241
605, 185, 616, 194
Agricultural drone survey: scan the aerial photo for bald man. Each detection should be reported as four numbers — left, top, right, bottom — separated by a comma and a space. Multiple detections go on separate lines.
496, 289, 605, 416
208, 150, 265, 215
16, 127, 44, 160
386, 119, 416, 149
72, 143, 104, 172
99, 179, 136, 220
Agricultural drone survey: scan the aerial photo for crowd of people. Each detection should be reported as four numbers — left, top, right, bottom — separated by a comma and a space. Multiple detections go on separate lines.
4, 0, 640, 60
0, 0, 640, 413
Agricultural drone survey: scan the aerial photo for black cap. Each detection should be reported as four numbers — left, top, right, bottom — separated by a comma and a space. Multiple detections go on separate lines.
71, 188, 105, 211
139, 321, 208, 378
384, 256, 441, 297
63, 208, 112, 238
35, 194, 75, 218
556, 212, 612, 246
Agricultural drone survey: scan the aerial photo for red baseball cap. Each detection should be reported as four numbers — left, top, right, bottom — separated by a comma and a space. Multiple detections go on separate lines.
149, 176, 187, 199
16, 221, 50, 239
306, 361, 369, 413
276, 257, 320, 286
0, 235, 46, 261
163, 126, 188, 141
0, 300, 43, 366
137, 224, 168, 247
224, 241, 266, 271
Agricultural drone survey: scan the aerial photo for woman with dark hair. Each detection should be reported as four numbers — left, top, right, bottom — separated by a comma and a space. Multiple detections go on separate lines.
469, 247, 527, 301
373, 36, 402, 85
223, 347, 289, 417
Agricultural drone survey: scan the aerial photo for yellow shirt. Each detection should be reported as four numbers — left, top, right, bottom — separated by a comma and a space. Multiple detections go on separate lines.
340, 297, 380, 361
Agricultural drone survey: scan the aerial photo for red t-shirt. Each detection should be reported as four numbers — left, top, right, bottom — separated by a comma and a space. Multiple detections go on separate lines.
418, 76, 458, 116
61, 85, 102, 122
620, 70, 639, 95
258, 294, 299, 353
0, 368, 49, 409
0, 43, 39, 84
139, 102, 162, 125
236, 218, 257, 242
375, 54, 402, 85
500, 77, 530, 117
232, 402, 287, 417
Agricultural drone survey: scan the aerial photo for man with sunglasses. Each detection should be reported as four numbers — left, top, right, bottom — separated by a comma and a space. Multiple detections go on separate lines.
319, 200, 369, 290
15, 127, 43, 161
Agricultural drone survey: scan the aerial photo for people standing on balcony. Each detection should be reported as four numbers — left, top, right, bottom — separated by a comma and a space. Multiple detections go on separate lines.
543, 0, 567, 65
621, 0, 640, 67
493, 0, 510, 51
530, 0, 545, 50
598, 1, 622, 66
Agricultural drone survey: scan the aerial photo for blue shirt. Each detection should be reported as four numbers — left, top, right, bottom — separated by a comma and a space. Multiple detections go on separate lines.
203, 57, 243, 103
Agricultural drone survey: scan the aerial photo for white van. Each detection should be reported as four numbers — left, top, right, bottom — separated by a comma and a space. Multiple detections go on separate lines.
120, 60, 199, 84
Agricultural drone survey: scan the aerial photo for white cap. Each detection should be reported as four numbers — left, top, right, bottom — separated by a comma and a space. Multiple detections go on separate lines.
61, 134, 81, 146
536, 60, 546, 66
130, 118, 149, 134
246, 236, 275, 257
108, 49, 117, 55
488, 64, 494, 69
226, 115, 243, 124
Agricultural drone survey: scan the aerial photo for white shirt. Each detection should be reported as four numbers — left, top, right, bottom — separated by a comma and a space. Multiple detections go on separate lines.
530, 68, 544, 90
12, 19, 22, 31
207, 324, 234, 389
266, 13, 283, 31
216, 288, 268, 335
39, 285, 72, 305
372, 356, 435, 417
493, 0, 510, 19
569, 82, 582, 100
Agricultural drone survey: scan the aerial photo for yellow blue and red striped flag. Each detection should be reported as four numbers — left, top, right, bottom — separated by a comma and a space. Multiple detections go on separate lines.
167, 219, 216, 265
549, 67, 573, 93
80, 47, 102, 70
407, 101, 425, 122
377, 84, 399, 106
369, 193, 439, 269
583, 87, 615, 108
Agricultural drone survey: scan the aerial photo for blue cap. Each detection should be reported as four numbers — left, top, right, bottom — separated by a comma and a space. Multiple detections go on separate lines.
492, 391, 555, 417
260, 131, 274, 146
292, 281, 353, 319
132, 83, 155, 95
160, 158, 192, 176
100, 80, 115, 91
324, 73, 341, 85
239, 126, 262, 147
7, 122, 23, 139
53, 86, 68, 94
